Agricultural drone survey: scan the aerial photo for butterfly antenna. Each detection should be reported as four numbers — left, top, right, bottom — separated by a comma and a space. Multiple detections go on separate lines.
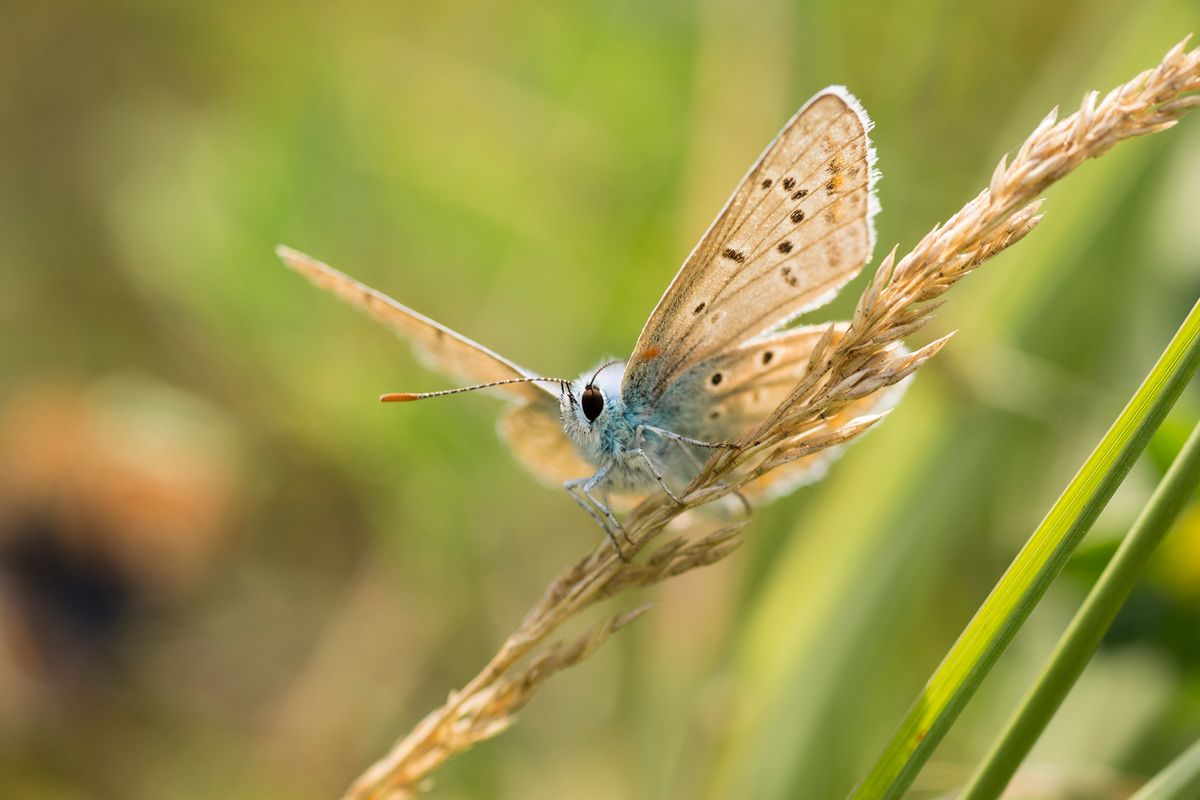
587, 359, 622, 387
380, 376, 570, 402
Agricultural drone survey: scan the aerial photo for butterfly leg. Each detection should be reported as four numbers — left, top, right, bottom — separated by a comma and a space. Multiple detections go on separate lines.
581, 468, 630, 546
630, 448, 682, 506
641, 424, 752, 516
638, 423, 737, 450
564, 465, 630, 559
565, 479, 607, 528
630, 427, 683, 506
666, 433, 752, 515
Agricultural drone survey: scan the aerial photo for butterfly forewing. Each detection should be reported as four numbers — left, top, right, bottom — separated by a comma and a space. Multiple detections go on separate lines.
623, 88, 878, 403
278, 246, 554, 403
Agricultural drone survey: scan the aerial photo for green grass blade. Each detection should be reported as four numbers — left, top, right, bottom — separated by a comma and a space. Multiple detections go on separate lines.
1129, 737, 1200, 800
849, 296, 1200, 800
961, 416, 1200, 799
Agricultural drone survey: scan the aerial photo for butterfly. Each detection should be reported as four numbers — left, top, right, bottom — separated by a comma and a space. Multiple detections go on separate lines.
277, 86, 897, 556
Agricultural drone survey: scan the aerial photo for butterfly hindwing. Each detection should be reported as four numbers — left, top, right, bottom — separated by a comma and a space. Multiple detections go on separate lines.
654, 324, 842, 443
498, 400, 594, 486
623, 88, 879, 404
652, 322, 905, 497
277, 246, 554, 403
739, 378, 906, 501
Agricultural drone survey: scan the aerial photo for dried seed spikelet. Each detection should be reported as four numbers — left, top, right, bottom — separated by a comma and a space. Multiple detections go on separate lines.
990, 153, 1009, 200
759, 413, 889, 474
855, 245, 900, 326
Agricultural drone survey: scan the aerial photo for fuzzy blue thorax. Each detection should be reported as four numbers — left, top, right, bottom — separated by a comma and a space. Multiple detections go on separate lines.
558, 360, 692, 492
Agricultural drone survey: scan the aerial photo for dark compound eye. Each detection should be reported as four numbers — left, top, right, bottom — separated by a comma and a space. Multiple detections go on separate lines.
581, 385, 604, 422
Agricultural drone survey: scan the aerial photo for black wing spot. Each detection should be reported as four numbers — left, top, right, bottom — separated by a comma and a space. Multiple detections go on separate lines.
777, 240, 793, 254
693, 301, 706, 314
762, 350, 774, 365
782, 177, 796, 190
792, 188, 808, 200
709, 409, 721, 420
761, 178, 773, 189
790, 208, 805, 224
710, 372, 723, 386
781, 265, 799, 287
721, 247, 747, 263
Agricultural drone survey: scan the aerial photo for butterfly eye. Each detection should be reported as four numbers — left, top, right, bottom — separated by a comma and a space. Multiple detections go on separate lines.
581, 386, 604, 422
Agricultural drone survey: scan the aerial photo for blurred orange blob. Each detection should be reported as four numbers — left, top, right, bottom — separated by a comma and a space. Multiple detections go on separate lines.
0, 378, 240, 706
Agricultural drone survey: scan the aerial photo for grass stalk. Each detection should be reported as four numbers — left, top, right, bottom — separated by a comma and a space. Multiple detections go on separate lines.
850, 297, 1200, 800
960, 413, 1200, 798
1129, 736, 1200, 800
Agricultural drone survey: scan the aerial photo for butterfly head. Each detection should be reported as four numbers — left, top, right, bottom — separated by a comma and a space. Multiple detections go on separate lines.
560, 359, 626, 444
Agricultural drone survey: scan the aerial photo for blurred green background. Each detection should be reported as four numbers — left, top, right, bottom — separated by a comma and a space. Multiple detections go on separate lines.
2, 1, 1200, 798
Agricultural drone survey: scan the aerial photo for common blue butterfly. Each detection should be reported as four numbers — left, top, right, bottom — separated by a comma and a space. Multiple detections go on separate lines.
278, 87, 892, 556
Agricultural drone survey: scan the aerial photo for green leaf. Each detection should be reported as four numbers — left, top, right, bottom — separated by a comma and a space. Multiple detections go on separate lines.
850, 296, 1200, 800
960, 416, 1200, 797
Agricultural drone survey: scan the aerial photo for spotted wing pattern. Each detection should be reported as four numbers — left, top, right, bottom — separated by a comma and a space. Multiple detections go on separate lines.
277, 246, 554, 403
655, 322, 905, 499
623, 88, 879, 405
658, 324, 842, 443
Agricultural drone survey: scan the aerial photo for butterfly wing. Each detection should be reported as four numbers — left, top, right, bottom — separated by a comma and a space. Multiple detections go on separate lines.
737, 380, 904, 501
653, 324, 844, 443
652, 323, 905, 499
498, 401, 594, 486
277, 246, 555, 403
623, 87, 878, 405
500, 401, 647, 513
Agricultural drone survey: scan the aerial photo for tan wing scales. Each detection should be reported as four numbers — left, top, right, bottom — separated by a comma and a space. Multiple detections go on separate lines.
624, 88, 878, 401
498, 401, 594, 486
691, 325, 843, 439
499, 402, 645, 510
277, 246, 553, 403
662, 324, 847, 443
739, 380, 906, 502
661, 322, 904, 500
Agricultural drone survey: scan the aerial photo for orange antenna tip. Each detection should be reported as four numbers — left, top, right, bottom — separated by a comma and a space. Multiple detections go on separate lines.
380, 392, 420, 402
